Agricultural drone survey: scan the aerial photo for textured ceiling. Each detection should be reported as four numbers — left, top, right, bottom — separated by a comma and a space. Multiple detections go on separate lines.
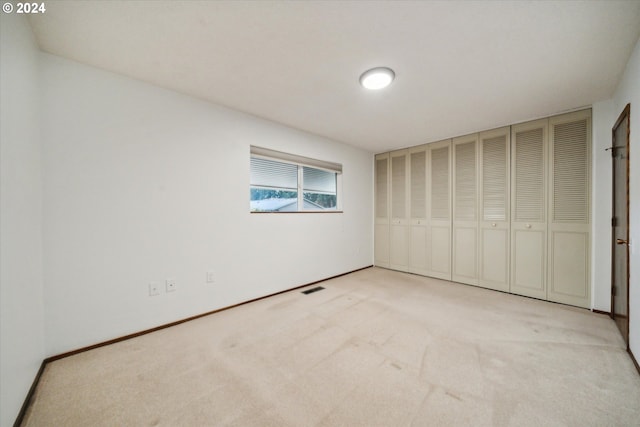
28, 1, 640, 153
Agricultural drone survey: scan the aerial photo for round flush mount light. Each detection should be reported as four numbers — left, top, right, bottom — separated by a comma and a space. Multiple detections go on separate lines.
359, 67, 395, 90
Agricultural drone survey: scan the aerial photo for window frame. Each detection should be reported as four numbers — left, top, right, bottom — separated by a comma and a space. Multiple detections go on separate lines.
250, 146, 343, 213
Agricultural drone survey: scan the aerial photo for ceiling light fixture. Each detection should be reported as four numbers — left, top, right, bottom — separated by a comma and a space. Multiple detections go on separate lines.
359, 67, 395, 90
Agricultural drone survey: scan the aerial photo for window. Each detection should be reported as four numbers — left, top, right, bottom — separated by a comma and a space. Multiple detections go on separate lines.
250, 146, 342, 212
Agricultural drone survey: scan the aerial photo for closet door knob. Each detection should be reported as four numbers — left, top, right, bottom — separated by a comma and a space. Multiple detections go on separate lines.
491, 223, 497, 227
525, 224, 531, 229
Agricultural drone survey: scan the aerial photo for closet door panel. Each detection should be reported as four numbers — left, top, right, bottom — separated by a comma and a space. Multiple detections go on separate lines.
389, 225, 409, 269
510, 120, 547, 300
374, 154, 390, 268
481, 227, 509, 284
389, 150, 410, 272
430, 226, 451, 276
452, 135, 478, 285
513, 229, 546, 294
374, 223, 390, 266
549, 231, 589, 300
427, 140, 452, 280
547, 110, 591, 307
479, 128, 510, 291
409, 147, 428, 275
454, 227, 477, 279
410, 223, 428, 274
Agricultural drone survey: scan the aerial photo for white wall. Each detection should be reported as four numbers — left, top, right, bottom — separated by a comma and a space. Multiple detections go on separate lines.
0, 14, 46, 427
612, 36, 640, 361
40, 53, 373, 356
592, 99, 614, 311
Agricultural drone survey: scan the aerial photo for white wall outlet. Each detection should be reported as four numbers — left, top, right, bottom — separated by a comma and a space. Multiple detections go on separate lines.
206, 271, 214, 283
149, 282, 160, 296
166, 278, 176, 292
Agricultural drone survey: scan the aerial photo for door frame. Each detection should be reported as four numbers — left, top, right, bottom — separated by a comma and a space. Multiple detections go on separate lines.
610, 103, 631, 348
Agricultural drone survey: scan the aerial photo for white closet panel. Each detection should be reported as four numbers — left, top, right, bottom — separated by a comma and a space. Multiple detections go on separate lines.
374, 153, 390, 268
427, 140, 452, 280
389, 150, 410, 271
452, 135, 479, 285
547, 110, 591, 308
510, 119, 547, 299
479, 127, 510, 291
409, 146, 429, 275
373, 109, 591, 310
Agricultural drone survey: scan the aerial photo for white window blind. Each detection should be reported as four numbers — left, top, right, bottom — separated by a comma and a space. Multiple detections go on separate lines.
303, 167, 336, 194
251, 146, 342, 173
250, 157, 298, 190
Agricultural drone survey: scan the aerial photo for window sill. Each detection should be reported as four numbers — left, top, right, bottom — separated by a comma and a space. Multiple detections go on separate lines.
250, 211, 344, 214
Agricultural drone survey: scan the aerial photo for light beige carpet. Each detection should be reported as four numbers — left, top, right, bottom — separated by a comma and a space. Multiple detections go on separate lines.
22, 267, 640, 426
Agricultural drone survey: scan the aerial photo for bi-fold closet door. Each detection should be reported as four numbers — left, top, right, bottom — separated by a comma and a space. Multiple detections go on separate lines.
450, 128, 511, 289
373, 149, 412, 272
509, 111, 591, 307
374, 109, 591, 308
426, 140, 452, 279
374, 153, 390, 268
510, 119, 548, 300
408, 146, 428, 276
375, 141, 452, 278
379, 134, 507, 286
546, 110, 591, 307
479, 127, 511, 291
452, 134, 479, 285
389, 150, 410, 271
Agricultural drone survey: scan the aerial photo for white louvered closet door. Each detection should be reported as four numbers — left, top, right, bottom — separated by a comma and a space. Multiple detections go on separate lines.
389, 150, 410, 271
547, 110, 591, 308
479, 127, 510, 291
409, 146, 429, 275
510, 119, 548, 299
374, 153, 390, 268
452, 135, 479, 285
427, 140, 452, 280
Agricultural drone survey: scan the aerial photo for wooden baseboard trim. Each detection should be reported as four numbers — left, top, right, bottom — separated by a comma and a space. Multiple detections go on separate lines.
45, 265, 372, 362
14, 265, 373, 426
591, 309, 611, 316
13, 360, 46, 427
629, 348, 640, 376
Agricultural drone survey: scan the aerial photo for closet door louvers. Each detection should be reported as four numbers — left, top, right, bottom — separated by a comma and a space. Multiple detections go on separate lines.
547, 110, 591, 308
409, 146, 429, 275
427, 140, 452, 280
510, 119, 548, 299
373, 109, 591, 310
389, 150, 410, 271
479, 127, 510, 291
453, 135, 479, 285
374, 153, 390, 268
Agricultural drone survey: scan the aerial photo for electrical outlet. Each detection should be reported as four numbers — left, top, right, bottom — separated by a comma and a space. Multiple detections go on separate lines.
166, 278, 176, 292
149, 282, 160, 296
206, 271, 214, 283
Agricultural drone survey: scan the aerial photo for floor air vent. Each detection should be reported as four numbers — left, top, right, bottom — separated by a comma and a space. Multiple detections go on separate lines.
302, 286, 325, 295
